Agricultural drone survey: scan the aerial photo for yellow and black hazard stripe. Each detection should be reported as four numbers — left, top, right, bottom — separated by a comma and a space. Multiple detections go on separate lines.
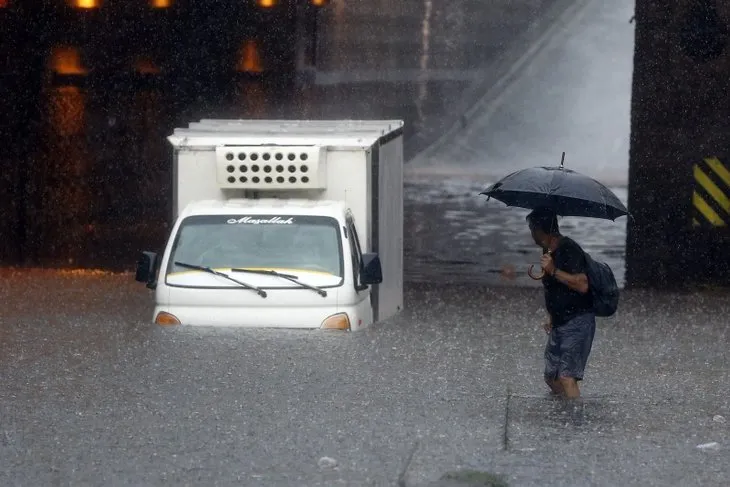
692, 156, 730, 227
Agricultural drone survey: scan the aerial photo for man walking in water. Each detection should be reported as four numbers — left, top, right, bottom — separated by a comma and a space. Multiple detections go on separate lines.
526, 207, 596, 399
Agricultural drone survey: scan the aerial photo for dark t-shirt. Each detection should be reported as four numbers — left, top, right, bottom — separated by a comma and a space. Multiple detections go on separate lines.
542, 236, 594, 326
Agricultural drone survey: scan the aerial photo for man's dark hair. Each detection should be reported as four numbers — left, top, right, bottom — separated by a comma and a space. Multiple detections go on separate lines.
526, 207, 560, 235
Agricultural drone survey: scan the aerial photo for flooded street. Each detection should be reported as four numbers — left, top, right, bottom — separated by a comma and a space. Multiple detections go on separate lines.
5, 1, 728, 486
404, 178, 628, 287
2, 271, 728, 486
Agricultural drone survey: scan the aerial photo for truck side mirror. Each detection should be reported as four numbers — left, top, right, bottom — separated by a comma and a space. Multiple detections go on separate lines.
359, 253, 383, 285
135, 251, 158, 289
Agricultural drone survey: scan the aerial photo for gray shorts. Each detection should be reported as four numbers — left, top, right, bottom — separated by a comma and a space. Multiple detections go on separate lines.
544, 313, 596, 381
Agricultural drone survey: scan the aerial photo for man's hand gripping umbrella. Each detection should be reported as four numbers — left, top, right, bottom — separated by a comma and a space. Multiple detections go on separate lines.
528, 250, 553, 280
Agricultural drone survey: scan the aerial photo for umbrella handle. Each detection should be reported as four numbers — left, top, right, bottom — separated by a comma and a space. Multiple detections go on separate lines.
528, 264, 545, 280
528, 249, 552, 280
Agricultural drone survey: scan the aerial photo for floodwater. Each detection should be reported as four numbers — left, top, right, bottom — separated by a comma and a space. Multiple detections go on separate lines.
404, 178, 628, 287
3, 3, 729, 486
2, 271, 729, 486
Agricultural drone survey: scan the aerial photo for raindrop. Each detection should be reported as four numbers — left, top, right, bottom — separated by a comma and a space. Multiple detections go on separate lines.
318, 457, 337, 469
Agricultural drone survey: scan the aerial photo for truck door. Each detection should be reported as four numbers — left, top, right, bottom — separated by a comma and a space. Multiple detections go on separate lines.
345, 214, 372, 312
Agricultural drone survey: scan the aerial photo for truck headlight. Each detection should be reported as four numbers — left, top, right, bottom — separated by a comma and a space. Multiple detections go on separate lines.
155, 311, 181, 326
320, 313, 350, 331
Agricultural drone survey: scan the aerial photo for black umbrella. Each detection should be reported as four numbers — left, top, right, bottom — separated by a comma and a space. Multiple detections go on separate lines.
479, 153, 629, 220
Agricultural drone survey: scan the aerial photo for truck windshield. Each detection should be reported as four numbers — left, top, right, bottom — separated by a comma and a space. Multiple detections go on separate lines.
166, 214, 344, 280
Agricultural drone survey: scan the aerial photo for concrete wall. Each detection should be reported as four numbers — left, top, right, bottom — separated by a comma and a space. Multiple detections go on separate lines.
627, 0, 730, 288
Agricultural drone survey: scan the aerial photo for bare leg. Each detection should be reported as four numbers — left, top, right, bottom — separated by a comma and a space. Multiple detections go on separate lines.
545, 377, 564, 396
559, 377, 580, 399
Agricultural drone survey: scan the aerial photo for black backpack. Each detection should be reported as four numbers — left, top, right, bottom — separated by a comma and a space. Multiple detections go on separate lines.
583, 252, 619, 317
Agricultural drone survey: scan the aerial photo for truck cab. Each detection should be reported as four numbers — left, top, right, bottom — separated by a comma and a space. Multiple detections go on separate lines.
135, 119, 404, 330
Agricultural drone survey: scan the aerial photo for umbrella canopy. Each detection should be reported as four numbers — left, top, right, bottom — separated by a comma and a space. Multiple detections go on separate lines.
480, 162, 629, 220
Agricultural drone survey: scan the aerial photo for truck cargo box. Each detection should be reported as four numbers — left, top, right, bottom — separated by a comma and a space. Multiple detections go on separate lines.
166, 119, 404, 323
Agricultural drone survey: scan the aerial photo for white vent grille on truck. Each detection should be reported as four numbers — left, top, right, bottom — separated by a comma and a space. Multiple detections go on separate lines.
215, 146, 326, 189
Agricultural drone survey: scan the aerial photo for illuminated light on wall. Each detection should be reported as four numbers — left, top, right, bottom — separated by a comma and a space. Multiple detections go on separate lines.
151, 0, 172, 7
73, 0, 100, 8
236, 40, 263, 73
50, 46, 87, 76
134, 56, 160, 75
256, 0, 276, 8
49, 86, 86, 137
311, 0, 327, 6
0, 0, 9, 9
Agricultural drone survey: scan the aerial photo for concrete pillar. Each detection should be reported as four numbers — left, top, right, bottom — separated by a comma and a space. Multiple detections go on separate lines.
627, 0, 730, 288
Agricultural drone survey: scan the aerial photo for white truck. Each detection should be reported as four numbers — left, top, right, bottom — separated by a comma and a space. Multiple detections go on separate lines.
134, 119, 404, 331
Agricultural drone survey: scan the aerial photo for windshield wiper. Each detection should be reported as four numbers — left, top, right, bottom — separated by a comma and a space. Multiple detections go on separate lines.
174, 261, 267, 298
231, 268, 327, 297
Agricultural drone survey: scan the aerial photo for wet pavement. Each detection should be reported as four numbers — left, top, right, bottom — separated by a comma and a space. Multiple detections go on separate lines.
404, 0, 635, 287
2, 271, 728, 486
